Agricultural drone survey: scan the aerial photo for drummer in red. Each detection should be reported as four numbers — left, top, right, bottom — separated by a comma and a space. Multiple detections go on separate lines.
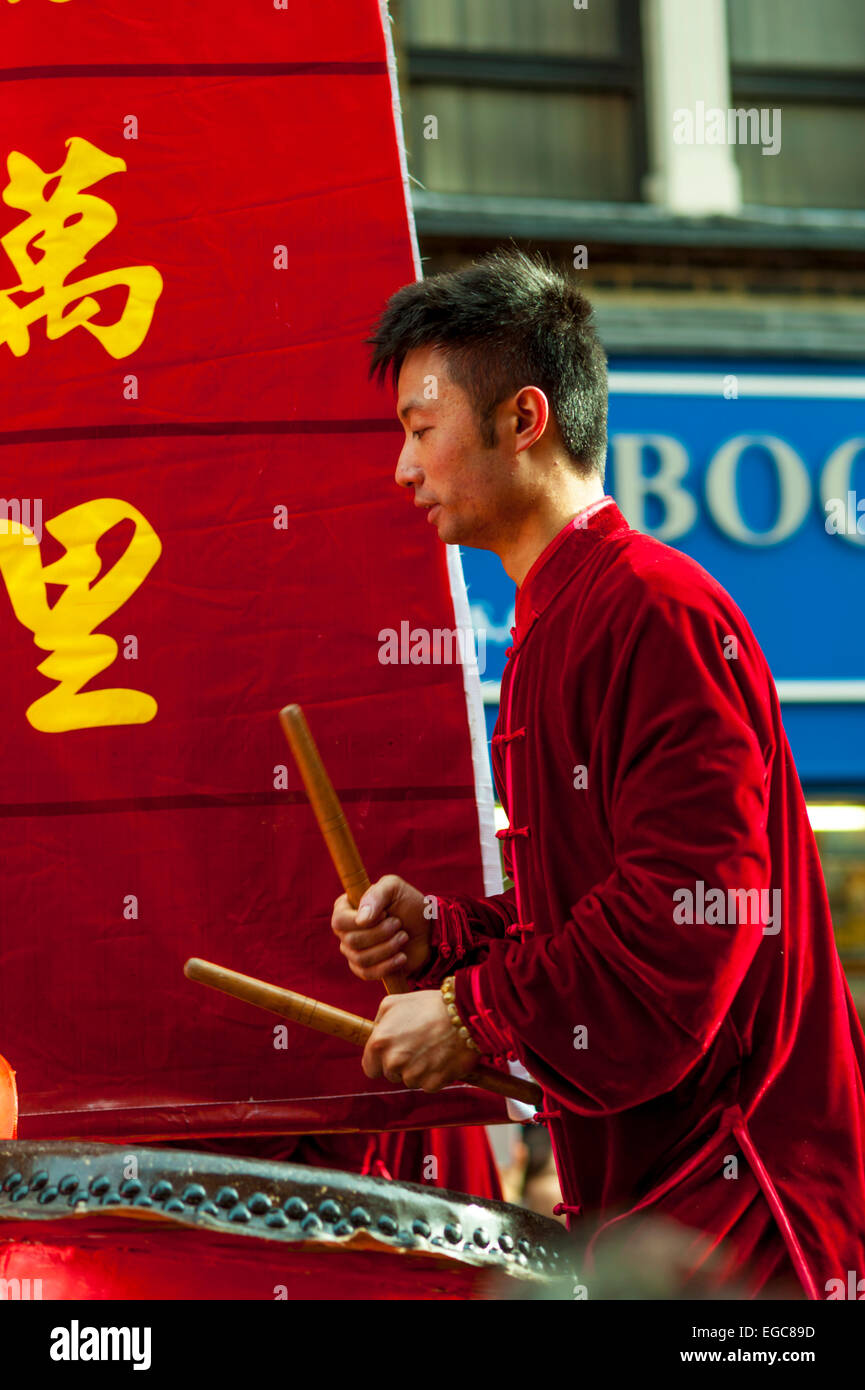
332, 248, 865, 1299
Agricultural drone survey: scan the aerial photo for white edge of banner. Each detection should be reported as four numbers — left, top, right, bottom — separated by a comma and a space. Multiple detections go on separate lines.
379, 0, 503, 896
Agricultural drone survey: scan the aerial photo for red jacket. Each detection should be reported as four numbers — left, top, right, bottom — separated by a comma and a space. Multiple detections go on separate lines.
416, 498, 865, 1298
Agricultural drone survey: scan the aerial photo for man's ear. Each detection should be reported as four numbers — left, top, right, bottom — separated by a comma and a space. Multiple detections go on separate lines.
513, 385, 549, 451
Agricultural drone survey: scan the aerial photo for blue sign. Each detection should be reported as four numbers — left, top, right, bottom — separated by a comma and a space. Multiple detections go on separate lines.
463, 358, 865, 786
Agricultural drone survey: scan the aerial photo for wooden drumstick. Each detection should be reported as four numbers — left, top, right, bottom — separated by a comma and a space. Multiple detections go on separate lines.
278, 704, 538, 1110
279, 702, 408, 994
184, 958, 543, 1109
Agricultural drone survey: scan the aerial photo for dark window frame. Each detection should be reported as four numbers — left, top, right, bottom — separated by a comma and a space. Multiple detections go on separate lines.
730, 67, 865, 105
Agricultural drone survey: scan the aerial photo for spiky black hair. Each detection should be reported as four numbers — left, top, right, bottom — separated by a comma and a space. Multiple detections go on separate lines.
366, 247, 608, 479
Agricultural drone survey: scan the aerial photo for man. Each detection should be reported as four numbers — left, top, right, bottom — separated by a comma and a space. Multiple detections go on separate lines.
331, 249, 865, 1298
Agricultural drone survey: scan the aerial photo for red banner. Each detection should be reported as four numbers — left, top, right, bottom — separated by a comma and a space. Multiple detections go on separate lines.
0, 0, 503, 1138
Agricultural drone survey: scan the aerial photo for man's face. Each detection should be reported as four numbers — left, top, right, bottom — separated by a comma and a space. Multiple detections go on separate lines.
394, 346, 516, 549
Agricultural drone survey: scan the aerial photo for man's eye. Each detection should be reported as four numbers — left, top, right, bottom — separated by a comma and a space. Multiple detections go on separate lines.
412, 428, 430, 439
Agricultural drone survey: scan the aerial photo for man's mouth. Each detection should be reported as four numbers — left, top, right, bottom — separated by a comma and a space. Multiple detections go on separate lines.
414, 498, 441, 521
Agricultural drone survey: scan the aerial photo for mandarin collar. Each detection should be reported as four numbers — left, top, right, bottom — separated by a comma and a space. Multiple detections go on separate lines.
513, 497, 628, 641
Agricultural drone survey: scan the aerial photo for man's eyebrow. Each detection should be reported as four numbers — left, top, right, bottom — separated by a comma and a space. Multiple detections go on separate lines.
397, 397, 427, 421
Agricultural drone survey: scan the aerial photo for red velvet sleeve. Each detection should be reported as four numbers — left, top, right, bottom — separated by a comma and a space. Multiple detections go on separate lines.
453, 592, 774, 1111
407, 887, 519, 990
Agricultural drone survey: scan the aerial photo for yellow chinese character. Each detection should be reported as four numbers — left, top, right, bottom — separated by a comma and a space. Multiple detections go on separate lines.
0, 136, 162, 358
0, 498, 162, 732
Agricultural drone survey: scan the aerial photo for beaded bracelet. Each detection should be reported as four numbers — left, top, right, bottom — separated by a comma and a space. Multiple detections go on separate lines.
441, 975, 480, 1052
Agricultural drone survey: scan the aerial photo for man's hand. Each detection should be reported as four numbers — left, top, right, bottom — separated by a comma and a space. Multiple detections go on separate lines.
331, 874, 432, 981
362, 990, 478, 1092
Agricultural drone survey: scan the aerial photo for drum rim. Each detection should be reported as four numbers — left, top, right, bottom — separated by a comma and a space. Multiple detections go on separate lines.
0, 1140, 574, 1282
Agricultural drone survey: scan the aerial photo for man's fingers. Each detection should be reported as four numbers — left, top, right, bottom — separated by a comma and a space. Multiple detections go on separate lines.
340, 936, 407, 969
420, 1073, 448, 1093
400, 1065, 447, 1092
361, 1041, 381, 1080
355, 875, 402, 925
355, 889, 388, 925
346, 954, 407, 983
330, 893, 357, 933
339, 917, 406, 953
362, 1033, 411, 1087
332, 890, 391, 937
331, 892, 386, 933
336, 916, 407, 980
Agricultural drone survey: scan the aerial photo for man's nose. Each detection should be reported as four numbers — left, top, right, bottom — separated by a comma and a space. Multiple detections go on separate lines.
395, 447, 423, 491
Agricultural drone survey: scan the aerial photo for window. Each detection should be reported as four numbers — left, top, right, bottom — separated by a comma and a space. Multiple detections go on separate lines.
727, 0, 865, 210
391, 0, 645, 203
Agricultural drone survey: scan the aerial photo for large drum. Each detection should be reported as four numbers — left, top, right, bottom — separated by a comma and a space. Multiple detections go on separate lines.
0, 1143, 576, 1300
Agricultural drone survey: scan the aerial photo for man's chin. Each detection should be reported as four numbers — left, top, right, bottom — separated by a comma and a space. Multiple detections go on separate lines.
437, 518, 481, 549
432, 510, 464, 545
436, 518, 460, 545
